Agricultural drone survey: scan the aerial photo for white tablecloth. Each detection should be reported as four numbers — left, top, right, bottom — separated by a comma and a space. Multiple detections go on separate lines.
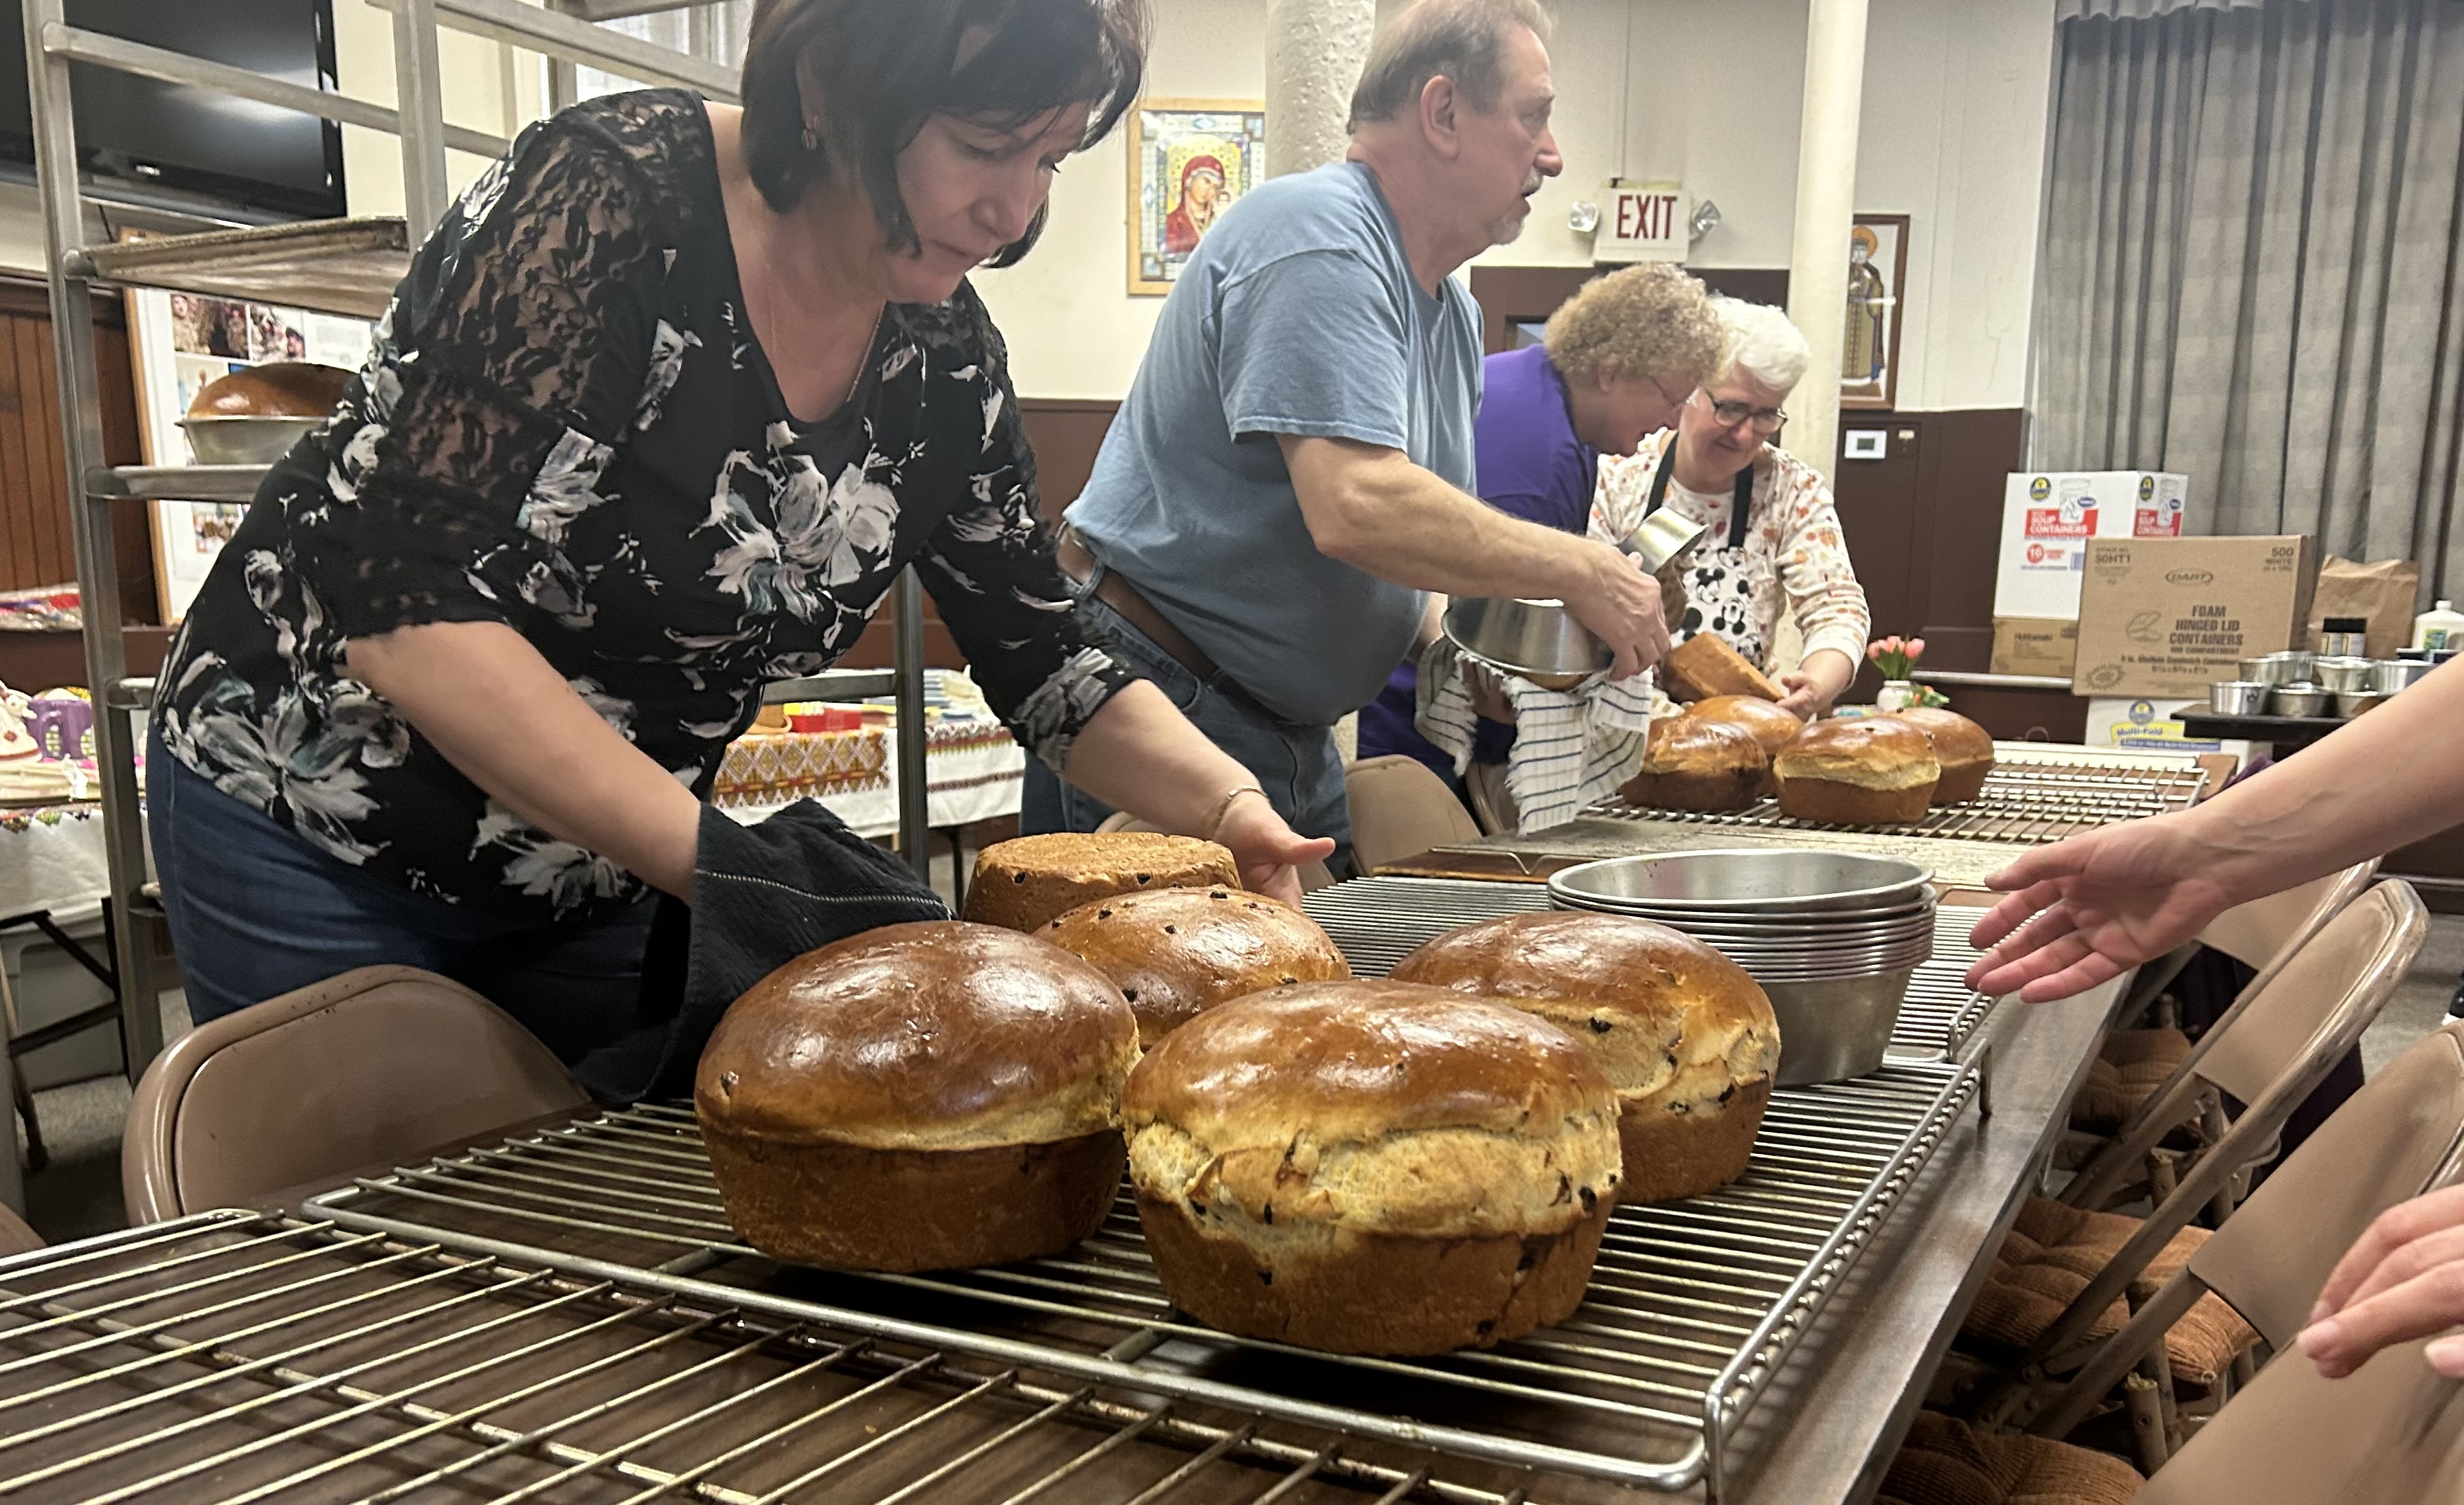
721, 722, 1025, 838
0, 801, 109, 919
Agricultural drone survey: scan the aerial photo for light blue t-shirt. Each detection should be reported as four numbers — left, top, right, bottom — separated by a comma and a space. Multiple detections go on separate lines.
1066, 160, 1483, 726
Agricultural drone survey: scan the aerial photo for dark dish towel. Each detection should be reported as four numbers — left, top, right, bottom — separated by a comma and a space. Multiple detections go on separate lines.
573, 800, 948, 1102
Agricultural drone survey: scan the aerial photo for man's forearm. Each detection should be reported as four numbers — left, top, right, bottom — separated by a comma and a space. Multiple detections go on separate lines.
1281, 434, 1602, 597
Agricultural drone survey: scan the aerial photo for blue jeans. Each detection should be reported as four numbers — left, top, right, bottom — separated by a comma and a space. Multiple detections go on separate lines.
148, 732, 657, 1073
1020, 588, 1354, 876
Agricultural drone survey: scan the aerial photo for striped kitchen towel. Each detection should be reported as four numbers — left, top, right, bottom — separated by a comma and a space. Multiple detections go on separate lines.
1413, 636, 1670, 832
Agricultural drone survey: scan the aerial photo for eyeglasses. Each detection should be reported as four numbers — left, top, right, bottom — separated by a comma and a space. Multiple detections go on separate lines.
1701, 394, 1787, 435
1644, 375, 1683, 410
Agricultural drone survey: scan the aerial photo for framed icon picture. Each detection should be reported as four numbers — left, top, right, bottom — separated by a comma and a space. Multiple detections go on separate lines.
1127, 99, 1265, 296
1842, 213, 1908, 410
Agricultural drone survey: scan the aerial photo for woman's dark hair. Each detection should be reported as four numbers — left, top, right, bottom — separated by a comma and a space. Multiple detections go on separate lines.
743, 0, 1147, 268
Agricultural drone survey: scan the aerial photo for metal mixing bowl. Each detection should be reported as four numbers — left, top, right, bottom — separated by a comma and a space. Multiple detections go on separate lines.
1762, 969, 1919, 1084
180, 414, 320, 465
1550, 850, 1934, 913
1442, 511, 1710, 689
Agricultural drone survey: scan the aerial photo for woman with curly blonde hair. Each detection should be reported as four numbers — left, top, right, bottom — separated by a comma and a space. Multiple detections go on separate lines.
1357, 263, 1723, 788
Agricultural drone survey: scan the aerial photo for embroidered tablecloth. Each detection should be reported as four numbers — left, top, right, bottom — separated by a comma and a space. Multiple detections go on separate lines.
715, 721, 1025, 837
0, 801, 109, 918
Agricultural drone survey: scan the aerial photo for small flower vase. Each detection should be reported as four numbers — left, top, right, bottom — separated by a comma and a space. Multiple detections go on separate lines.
1877, 679, 1918, 712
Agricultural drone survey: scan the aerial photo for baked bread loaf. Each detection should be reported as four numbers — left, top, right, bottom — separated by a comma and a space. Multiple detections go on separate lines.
1773, 717, 1941, 825
1391, 913, 1780, 1204
965, 832, 1241, 933
695, 920, 1139, 1272
186, 361, 352, 418
1620, 715, 1767, 812
1685, 694, 1804, 757
1660, 633, 1782, 704
1891, 706, 1996, 804
1124, 980, 1620, 1354
1042, 885, 1350, 1047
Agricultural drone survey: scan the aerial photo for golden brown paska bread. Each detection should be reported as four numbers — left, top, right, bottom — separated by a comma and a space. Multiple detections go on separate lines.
1773, 716, 1941, 825
1123, 979, 1620, 1355
1391, 913, 1780, 1204
1621, 716, 1768, 812
1890, 706, 1997, 804
1686, 694, 1806, 757
1042, 885, 1351, 1047
186, 361, 352, 418
695, 920, 1140, 1272
964, 832, 1241, 933
1660, 633, 1782, 704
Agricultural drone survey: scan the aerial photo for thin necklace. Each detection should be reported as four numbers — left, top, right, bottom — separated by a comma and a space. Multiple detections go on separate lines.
843, 303, 884, 411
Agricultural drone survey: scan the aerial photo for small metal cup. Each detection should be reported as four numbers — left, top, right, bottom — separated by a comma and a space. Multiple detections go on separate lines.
2259, 650, 2315, 686
1626, 509, 1710, 574
2313, 656, 2377, 694
2335, 691, 2384, 717
2270, 683, 2332, 717
2375, 658, 2438, 693
2237, 657, 2269, 682
2209, 680, 2269, 715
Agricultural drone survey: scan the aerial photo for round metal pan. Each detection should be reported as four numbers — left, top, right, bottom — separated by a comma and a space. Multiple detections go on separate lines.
1549, 850, 1934, 913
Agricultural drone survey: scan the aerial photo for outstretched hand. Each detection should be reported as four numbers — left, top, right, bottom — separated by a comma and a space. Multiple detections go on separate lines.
1964, 814, 2240, 1002
2298, 1184, 2464, 1381
1213, 793, 1337, 906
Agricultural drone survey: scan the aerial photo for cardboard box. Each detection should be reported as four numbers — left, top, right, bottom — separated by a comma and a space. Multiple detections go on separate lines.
1994, 471, 2190, 618
2085, 696, 2253, 766
1991, 616, 2079, 678
2071, 535, 2318, 698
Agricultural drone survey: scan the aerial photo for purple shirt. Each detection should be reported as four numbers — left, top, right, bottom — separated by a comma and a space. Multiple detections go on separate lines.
1358, 346, 1595, 782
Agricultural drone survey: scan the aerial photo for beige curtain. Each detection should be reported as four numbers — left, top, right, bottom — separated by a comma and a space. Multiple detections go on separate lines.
2032, 0, 2464, 602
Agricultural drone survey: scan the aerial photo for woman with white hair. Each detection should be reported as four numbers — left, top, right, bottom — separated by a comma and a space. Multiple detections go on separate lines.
1594, 298, 1872, 718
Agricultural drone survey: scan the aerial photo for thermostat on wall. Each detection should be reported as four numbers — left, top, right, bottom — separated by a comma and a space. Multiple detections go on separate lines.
1844, 430, 1887, 461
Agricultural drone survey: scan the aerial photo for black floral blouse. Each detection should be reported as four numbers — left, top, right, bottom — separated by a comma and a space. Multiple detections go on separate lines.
153, 90, 1132, 924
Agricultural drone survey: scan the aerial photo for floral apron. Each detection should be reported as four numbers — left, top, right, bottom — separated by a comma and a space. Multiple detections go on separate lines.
1644, 443, 1767, 668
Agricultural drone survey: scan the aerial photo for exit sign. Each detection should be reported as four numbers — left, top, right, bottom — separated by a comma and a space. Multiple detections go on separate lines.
1595, 180, 1687, 263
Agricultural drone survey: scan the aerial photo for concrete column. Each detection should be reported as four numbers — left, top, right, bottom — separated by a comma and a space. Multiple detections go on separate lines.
1265, 0, 1375, 177
1782, 0, 1871, 489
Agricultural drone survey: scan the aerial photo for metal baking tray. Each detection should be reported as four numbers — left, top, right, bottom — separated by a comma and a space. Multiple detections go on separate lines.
0, 1210, 1446, 1505
302, 1059, 1978, 1500
1586, 746, 2208, 846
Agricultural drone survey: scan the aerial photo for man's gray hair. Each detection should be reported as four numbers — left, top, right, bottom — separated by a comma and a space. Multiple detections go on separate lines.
1347, 0, 1552, 132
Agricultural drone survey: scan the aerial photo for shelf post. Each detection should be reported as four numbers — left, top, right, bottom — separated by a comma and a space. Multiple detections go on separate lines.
393, 0, 453, 238
892, 568, 931, 883
25, 0, 164, 1080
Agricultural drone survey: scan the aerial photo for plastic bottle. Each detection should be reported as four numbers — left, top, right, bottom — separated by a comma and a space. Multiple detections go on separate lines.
2414, 599, 2464, 652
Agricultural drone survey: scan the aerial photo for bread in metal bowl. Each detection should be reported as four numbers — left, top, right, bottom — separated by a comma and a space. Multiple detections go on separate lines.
1772, 716, 1941, 825
963, 832, 1241, 933
1042, 884, 1350, 1047
1391, 912, 1780, 1204
695, 920, 1139, 1272
1888, 706, 1996, 804
1123, 980, 1620, 1355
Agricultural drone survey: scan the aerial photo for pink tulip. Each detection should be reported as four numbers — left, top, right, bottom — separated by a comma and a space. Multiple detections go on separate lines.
1907, 638, 1925, 657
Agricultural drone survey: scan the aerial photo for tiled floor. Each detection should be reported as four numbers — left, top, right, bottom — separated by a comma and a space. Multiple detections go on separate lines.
14, 916, 2464, 1247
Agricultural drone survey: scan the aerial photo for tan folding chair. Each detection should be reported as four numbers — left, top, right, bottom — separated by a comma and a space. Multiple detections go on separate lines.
2070, 860, 2378, 1148
1960, 882, 2426, 1430
2063, 859, 2386, 1212
2024, 1018, 2464, 1458
0, 1201, 39, 1257
122, 966, 590, 1223
1884, 1021, 2464, 1502
1343, 755, 1480, 873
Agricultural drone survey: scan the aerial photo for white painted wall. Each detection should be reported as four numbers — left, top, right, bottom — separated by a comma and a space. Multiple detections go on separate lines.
331, 0, 548, 218
985, 0, 2057, 409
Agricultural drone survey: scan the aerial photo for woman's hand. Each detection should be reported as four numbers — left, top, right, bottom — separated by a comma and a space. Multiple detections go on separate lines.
1963, 812, 2241, 1001
1215, 791, 1336, 904
1774, 648, 1855, 719
2298, 1185, 2464, 1380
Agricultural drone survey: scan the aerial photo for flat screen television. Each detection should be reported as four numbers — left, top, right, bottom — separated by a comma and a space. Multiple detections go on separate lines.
0, 0, 344, 221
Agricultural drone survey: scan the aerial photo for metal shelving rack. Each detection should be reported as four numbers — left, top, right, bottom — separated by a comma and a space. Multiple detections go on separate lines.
21, 0, 934, 1090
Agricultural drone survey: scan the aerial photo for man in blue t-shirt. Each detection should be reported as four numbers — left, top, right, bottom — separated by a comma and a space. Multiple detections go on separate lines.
1026, 0, 1671, 872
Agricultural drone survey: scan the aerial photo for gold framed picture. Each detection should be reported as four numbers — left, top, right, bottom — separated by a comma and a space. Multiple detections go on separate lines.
1126, 98, 1265, 296
1842, 213, 1909, 410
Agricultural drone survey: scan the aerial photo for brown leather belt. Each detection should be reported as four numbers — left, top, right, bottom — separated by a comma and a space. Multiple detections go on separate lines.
1055, 528, 1220, 681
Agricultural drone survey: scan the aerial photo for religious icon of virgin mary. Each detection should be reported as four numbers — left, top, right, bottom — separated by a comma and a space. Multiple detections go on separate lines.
1163, 155, 1229, 254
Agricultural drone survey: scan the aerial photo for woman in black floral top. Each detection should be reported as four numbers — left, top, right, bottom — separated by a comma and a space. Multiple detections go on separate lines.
147, 0, 1330, 1058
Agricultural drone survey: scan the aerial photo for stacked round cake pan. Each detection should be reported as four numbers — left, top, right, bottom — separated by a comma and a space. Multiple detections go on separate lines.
1547, 849, 1936, 1084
